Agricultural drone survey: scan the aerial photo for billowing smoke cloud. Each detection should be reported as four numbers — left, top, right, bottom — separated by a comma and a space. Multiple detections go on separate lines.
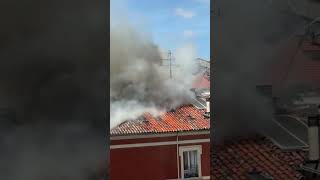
213, 0, 306, 142
110, 20, 197, 128
0, 0, 107, 179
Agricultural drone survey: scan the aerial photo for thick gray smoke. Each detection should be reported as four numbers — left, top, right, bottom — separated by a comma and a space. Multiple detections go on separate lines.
213, 0, 306, 142
0, 0, 107, 179
110, 20, 197, 128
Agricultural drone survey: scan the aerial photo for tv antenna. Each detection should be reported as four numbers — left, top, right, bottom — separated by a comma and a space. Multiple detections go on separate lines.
161, 50, 179, 79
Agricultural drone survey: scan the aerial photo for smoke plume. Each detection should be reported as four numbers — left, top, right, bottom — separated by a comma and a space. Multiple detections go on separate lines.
0, 0, 107, 179
213, 0, 306, 142
110, 20, 197, 128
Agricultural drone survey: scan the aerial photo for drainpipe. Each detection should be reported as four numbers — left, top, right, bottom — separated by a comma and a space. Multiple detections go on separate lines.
177, 132, 180, 180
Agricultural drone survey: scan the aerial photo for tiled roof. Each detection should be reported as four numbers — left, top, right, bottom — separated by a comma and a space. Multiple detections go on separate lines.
211, 135, 306, 180
110, 105, 210, 136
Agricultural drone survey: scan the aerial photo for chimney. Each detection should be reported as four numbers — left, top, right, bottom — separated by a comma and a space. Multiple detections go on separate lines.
307, 105, 320, 161
204, 97, 210, 118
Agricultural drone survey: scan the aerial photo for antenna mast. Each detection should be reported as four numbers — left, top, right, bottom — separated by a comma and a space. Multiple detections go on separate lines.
161, 50, 179, 79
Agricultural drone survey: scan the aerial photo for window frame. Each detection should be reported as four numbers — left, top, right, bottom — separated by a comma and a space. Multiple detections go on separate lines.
179, 145, 202, 179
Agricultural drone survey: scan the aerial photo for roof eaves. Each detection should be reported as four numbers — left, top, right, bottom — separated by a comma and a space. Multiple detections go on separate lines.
110, 128, 210, 137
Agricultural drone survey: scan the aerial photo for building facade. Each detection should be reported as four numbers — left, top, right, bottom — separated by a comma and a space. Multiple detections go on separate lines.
110, 105, 210, 180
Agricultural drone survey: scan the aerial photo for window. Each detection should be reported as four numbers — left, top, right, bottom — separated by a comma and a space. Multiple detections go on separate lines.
179, 145, 202, 179
183, 150, 199, 178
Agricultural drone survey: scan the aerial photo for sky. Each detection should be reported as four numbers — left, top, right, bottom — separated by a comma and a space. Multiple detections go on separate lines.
110, 0, 210, 60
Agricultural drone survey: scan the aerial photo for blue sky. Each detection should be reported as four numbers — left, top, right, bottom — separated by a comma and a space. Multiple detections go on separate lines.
110, 0, 210, 60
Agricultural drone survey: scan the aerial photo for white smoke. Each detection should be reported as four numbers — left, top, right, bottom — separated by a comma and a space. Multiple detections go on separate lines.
110, 20, 198, 128
110, 100, 164, 128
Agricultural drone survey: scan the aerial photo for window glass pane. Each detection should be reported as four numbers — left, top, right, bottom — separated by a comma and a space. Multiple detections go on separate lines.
183, 150, 199, 178
183, 152, 188, 170
189, 151, 192, 168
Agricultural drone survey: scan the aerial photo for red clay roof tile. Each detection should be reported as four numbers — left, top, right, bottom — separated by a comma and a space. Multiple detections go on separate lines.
111, 104, 210, 136
211, 135, 306, 179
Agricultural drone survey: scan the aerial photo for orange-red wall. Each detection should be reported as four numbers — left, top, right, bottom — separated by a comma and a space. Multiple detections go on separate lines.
110, 134, 210, 180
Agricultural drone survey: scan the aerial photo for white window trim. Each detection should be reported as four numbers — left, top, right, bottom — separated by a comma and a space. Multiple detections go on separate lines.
179, 145, 202, 179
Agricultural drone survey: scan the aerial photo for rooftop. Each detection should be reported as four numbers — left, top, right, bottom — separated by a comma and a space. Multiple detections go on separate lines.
211, 135, 306, 180
110, 104, 210, 136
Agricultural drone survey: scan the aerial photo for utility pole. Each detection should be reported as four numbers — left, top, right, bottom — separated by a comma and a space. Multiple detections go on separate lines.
161, 50, 179, 79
